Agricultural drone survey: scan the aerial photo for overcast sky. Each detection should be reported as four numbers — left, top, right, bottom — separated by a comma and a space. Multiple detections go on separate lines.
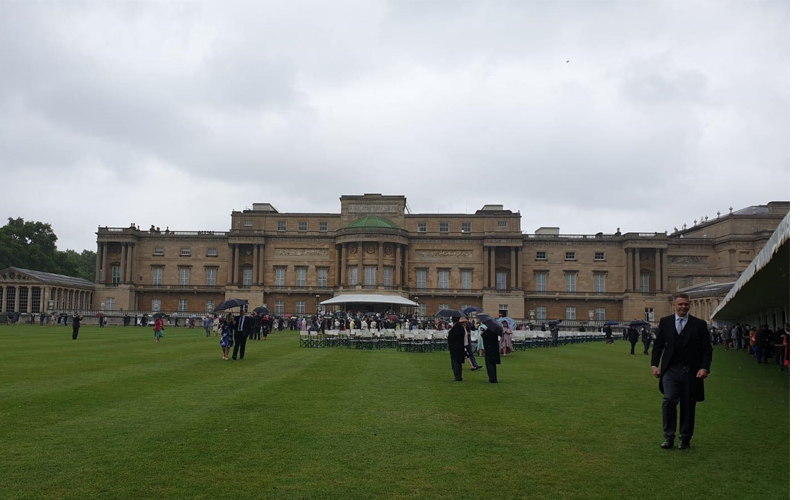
0, 0, 789, 252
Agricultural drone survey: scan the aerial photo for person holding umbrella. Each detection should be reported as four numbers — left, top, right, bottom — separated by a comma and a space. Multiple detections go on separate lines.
232, 306, 251, 360
71, 312, 83, 340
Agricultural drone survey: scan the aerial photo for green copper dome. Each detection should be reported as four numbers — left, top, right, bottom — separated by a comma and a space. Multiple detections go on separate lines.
347, 215, 399, 229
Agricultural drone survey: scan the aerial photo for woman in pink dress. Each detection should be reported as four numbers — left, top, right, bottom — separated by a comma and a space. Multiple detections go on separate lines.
499, 320, 514, 357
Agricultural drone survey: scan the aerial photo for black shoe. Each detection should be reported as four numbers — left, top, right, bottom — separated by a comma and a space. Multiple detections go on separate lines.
679, 441, 691, 450
231, 357, 237, 360
660, 439, 674, 449
488, 380, 497, 383
452, 378, 463, 382
476, 365, 483, 369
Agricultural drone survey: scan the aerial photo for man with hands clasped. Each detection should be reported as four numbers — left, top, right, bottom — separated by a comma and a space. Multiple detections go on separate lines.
651, 293, 713, 450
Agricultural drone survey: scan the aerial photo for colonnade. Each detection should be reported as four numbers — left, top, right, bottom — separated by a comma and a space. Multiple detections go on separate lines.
334, 242, 407, 287
483, 246, 523, 289
0, 285, 93, 313
228, 243, 265, 285
625, 248, 667, 292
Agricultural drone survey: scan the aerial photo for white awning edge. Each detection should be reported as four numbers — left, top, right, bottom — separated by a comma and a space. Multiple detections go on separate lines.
710, 212, 790, 320
319, 294, 419, 307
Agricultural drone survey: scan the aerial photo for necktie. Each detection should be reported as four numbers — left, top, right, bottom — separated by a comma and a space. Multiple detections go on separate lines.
677, 317, 684, 334
239, 316, 245, 331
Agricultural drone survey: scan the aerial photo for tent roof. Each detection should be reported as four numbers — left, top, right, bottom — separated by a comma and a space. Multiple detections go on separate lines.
347, 215, 399, 229
319, 294, 418, 306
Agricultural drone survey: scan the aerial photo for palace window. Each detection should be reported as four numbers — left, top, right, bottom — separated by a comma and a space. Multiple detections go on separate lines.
566, 307, 576, 320
153, 247, 164, 256
277, 221, 286, 232
595, 307, 606, 321
439, 222, 449, 233
536, 306, 547, 321
296, 301, 306, 314
461, 270, 472, 290
438, 303, 449, 311
180, 248, 191, 256
317, 268, 328, 287
438, 270, 449, 290
565, 273, 576, 293
243, 268, 253, 286
275, 267, 286, 286
111, 265, 121, 284
206, 301, 215, 312
207, 247, 218, 257
594, 273, 606, 293
365, 266, 377, 286
416, 269, 427, 289
274, 301, 284, 314
178, 299, 188, 312
206, 268, 217, 286
498, 220, 508, 228
640, 273, 650, 292
536, 251, 547, 260
152, 268, 163, 286
383, 267, 393, 287
244, 220, 253, 227
645, 308, 654, 322
594, 251, 605, 261
179, 268, 190, 286
418, 222, 427, 233
416, 304, 427, 317
105, 297, 115, 311
461, 222, 472, 233
319, 221, 328, 232
296, 267, 307, 286
496, 271, 508, 291
298, 221, 308, 232
536, 272, 547, 292
565, 251, 576, 261
151, 299, 161, 312
349, 266, 358, 285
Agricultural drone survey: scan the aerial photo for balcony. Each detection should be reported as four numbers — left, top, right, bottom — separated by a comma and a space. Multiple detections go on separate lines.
523, 290, 624, 301
136, 284, 225, 293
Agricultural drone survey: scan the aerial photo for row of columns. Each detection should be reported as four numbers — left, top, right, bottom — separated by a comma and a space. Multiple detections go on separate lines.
228, 244, 266, 286
96, 242, 136, 284
0, 285, 93, 313
626, 248, 667, 292
483, 246, 523, 289
334, 242, 407, 287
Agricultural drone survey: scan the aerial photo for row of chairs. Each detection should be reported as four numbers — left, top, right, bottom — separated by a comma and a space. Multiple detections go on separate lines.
299, 330, 611, 351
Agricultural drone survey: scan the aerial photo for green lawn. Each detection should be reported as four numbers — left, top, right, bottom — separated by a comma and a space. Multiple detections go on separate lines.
0, 325, 789, 500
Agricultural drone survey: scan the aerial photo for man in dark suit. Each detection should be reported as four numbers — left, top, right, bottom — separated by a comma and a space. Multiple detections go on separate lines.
481, 323, 501, 383
232, 307, 251, 360
651, 293, 713, 450
447, 316, 468, 381
628, 326, 639, 355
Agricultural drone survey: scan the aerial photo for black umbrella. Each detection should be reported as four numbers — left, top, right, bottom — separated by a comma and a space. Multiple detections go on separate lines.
253, 306, 270, 315
435, 308, 464, 319
547, 320, 562, 326
604, 320, 619, 326
153, 312, 169, 319
462, 306, 483, 314
214, 298, 248, 312
477, 313, 503, 335
629, 320, 650, 327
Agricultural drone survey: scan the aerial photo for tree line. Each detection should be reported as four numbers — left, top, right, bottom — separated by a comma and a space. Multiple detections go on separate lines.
0, 218, 96, 282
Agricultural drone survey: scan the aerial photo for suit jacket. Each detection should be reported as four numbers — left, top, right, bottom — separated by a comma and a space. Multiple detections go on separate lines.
481, 327, 501, 365
447, 324, 467, 362
236, 314, 252, 333
628, 328, 639, 342
651, 314, 713, 402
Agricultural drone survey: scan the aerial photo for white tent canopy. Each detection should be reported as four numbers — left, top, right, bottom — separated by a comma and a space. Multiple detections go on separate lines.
319, 294, 419, 307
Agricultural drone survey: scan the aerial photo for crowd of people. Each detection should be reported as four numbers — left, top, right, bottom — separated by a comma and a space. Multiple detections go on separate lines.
713, 323, 790, 371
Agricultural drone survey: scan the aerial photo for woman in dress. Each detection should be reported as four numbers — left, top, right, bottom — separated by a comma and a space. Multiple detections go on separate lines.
220, 313, 234, 360
500, 320, 515, 357
475, 323, 486, 357
153, 316, 165, 343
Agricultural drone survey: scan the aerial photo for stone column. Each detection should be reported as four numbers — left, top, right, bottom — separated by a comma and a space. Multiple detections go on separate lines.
511, 247, 517, 289
100, 243, 108, 284
625, 249, 633, 291
342, 244, 349, 286
518, 247, 523, 289
334, 245, 340, 286
120, 243, 127, 283
490, 247, 496, 288
253, 245, 260, 286
261, 244, 267, 286
633, 248, 640, 291
127, 243, 134, 283
95, 242, 102, 282
357, 242, 363, 285
26, 286, 32, 313
228, 244, 234, 284
14, 286, 20, 312
378, 242, 384, 287
655, 248, 662, 291
483, 247, 489, 288
661, 249, 668, 292
0, 285, 5, 313
233, 244, 240, 285
403, 245, 409, 287
395, 244, 401, 287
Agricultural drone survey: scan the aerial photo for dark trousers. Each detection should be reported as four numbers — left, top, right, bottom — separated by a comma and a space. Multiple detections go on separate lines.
486, 359, 498, 383
662, 364, 697, 442
643, 340, 651, 354
450, 355, 463, 380
72, 326, 79, 339
233, 331, 248, 359
630, 341, 637, 355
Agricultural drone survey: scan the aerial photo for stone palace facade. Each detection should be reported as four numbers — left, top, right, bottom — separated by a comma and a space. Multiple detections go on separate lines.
93, 194, 789, 323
